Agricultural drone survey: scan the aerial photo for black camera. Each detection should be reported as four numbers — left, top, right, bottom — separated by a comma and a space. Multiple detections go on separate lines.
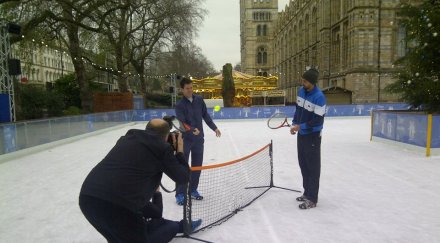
163, 115, 179, 150
167, 130, 179, 150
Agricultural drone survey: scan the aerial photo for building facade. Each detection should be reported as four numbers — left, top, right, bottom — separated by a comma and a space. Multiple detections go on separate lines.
240, 0, 279, 77
12, 43, 75, 86
241, 0, 407, 104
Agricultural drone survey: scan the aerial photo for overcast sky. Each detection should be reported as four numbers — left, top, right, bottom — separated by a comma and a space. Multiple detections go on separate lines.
194, 0, 290, 72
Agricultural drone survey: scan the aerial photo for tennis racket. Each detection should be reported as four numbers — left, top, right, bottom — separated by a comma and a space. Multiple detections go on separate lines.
164, 115, 191, 132
267, 112, 291, 129
171, 117, 191, 132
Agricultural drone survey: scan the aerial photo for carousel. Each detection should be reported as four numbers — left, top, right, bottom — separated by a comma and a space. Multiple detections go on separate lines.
191, 70, 284, 107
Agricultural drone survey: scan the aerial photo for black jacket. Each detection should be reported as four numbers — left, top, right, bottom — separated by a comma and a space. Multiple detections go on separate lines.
142, 191, 163, 219
80, 129, 189, 212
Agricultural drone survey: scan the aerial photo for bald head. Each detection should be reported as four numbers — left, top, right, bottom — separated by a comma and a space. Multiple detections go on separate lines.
146, 119, 170, 140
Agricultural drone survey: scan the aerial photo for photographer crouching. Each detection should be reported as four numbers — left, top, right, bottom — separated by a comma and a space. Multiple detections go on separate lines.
79, 118, 201, 243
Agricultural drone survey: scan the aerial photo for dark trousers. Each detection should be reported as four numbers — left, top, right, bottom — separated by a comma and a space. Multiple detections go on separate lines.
297, 132, 322, 204
176, 138, 204, 195
79, 195, 179, 243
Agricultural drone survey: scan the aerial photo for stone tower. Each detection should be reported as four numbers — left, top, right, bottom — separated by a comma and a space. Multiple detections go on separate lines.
240, 0, 278, 76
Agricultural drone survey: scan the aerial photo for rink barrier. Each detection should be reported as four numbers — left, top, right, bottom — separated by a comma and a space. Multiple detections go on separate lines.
0, 103, 408, 156
371, 110, 440, 157
130, 103, 410, 121
0, 110, 133, 157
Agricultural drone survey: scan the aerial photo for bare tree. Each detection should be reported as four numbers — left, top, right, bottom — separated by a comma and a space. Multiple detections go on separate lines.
1, 0, 126, 112
127, 0, 206, 94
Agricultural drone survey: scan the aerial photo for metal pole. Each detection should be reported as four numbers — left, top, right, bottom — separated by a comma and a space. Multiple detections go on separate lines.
377, 0, 382, 102
0, 21, 16, 122
171, 73, 177, 108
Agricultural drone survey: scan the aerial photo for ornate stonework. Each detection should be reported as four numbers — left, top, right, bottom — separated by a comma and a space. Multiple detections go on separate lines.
240, 0, 279, 77
241, 0, 407, 103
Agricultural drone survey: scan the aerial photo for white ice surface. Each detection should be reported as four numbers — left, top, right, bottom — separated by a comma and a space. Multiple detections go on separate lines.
1, 117, 439, 243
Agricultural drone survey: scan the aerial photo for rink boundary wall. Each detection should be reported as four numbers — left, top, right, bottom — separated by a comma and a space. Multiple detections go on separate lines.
371, 111, 440, 157
0, 103, 409, 157
0, 122, 136, 163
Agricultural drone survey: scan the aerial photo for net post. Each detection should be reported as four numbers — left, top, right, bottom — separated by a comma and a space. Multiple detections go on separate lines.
183, 178, 192, 236
269, 140, 274, 187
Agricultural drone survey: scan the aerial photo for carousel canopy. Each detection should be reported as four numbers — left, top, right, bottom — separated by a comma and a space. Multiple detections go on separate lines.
192, 70, 278, 90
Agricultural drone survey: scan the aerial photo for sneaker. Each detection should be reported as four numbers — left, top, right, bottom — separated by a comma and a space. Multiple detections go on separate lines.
298, 199, 316, 209
191, 219, 202, 231
191, 190, 203, 200
296, 195, 307, 202
175, 193, 184, 205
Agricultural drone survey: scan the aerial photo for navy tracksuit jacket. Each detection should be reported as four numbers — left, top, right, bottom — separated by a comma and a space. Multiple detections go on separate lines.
175, 94, 218, 194
293, 86, 326, 203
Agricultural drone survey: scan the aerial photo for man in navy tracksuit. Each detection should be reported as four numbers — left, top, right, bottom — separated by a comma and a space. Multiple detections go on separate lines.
290, 68, 326, 209
174, 77, 221, 205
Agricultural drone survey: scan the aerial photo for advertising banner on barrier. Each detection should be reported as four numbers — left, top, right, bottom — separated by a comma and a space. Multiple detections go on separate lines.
2, 103, 422, 156
373, 112, 398, 142
432, 116, 440, 148
395, 114, 428, 147
2, 124, 16, 153
130, 103, 410, 121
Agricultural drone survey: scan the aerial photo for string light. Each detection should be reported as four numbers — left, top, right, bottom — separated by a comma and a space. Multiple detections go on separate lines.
17, 34, 174, 79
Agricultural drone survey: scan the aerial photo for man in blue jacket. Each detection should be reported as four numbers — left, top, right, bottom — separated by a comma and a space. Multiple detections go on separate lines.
175, 77, 221, 205
290, 68, 326, 209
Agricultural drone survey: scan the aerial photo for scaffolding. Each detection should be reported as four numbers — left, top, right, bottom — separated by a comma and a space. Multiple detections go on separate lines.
0, 20, 15, 122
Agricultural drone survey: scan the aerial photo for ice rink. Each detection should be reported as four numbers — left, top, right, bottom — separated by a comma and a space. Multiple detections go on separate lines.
1, 117, 440, 243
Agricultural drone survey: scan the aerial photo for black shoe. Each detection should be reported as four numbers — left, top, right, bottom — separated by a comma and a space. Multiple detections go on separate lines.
299, 199, 316, 209
296, 195, 307, 202
191, 190, 203, 200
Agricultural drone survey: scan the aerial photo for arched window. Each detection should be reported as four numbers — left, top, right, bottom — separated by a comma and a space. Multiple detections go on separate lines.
262, 25, 267, 36
299, 20, 303, 49
257, 25, 261, 36
305, 15, 309, 47
312, 8, 318, 42
294, 25, 297, 53
256, 46, 268, 65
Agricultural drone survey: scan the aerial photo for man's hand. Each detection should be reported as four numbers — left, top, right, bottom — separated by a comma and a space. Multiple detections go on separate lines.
193, 128, 200, 136
215, 128, 221, 137
290, 125, 299, 135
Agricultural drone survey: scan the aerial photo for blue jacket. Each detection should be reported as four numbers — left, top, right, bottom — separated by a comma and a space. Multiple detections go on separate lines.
292, 86, 326, 135
175, 94, 217, 140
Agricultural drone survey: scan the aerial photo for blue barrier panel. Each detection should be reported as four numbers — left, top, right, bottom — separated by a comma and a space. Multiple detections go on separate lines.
0, 94, 10, 123
432, 115, 440, 148
2, 124, 16, 153
210, 106, 296, 119
395, 113, 428, 147
1, 103, 412, 155
328, 103, 410, 117
133, 96, 144, 109
373, 111, 398, 142
87, 115, 94, 132
130, 103, 409, 121
132, 109, 174, 121
0, 110, 135, 155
